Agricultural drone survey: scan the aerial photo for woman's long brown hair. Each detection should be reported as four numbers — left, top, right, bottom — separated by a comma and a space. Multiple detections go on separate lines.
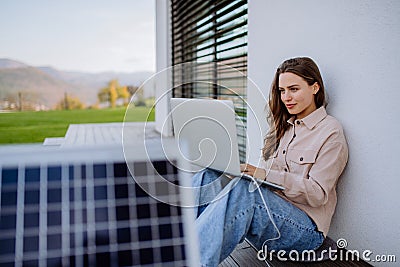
262, 57, 327, 160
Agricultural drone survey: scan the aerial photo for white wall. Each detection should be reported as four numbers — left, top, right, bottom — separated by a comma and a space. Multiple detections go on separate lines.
247, 0, 400, 262
155, 0, 172, 136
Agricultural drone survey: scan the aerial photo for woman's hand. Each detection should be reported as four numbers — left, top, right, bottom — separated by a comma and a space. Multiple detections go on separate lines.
240, 163, 266, 180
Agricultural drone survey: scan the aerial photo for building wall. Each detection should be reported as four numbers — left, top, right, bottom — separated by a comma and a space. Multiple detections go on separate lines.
247, 0, 400, 261
155, 0, 400, 260
155, 0, 172, 136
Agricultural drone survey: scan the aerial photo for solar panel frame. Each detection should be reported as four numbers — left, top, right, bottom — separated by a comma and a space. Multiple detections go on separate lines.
0, 143, 199, 267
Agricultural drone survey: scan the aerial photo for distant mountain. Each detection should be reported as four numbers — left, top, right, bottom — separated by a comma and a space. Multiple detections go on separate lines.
0, 58, 29, 69
38, 66, 153, 90
0, 65, 75, 107
0, 58, 154, 108
38, 66, 154, 98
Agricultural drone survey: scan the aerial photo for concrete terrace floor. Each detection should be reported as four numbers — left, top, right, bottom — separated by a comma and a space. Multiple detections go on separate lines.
43, 122, 159, 147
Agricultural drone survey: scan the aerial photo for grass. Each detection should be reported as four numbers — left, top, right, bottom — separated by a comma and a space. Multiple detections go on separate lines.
0, 106, 155, 144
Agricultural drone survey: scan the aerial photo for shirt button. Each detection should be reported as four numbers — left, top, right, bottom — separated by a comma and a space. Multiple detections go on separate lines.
293, 134, 296, 138
283, 150, 286, 154
296, 121, 301, 125
300, 157, 304, 161
284, 168, 288, 172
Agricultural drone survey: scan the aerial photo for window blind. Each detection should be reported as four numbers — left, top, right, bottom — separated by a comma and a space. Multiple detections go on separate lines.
170, 0, 248, 162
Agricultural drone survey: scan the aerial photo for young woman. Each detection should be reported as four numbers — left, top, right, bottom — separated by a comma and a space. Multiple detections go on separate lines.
192, 57, 348, 266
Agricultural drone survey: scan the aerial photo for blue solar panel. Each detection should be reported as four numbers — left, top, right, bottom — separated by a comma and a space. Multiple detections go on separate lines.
0, 145, 199, 266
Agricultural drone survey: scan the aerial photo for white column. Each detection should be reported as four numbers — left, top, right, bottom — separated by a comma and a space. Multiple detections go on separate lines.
155, 0, 172, 136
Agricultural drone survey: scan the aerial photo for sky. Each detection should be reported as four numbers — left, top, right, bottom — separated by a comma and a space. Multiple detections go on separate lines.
0, 0, 155, 73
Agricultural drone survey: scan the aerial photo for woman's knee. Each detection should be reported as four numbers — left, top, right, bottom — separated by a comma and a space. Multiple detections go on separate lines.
223, 178, 257, 203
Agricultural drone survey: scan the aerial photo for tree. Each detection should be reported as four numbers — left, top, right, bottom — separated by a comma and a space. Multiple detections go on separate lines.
133, 89, 146, 107
3, 91, 45, 111
127, 85, 139, 96
97, 87, 110, 103
109, 80, 118, 108
97, 81, 118, 108
97, 79, 132, 108
55, 93, 85, 110
117, 85, 130, 106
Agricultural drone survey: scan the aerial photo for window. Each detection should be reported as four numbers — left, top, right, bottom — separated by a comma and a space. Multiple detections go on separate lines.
171, 0, 248, 161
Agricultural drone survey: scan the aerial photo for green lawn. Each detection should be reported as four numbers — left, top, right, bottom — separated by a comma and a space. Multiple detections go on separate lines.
0, 107, 155, 144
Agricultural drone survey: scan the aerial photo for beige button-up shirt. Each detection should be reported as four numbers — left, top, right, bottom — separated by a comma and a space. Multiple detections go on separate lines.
264, 106, 348, 236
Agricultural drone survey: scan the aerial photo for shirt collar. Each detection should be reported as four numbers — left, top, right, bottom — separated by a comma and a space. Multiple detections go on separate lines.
287, 106, 327, 129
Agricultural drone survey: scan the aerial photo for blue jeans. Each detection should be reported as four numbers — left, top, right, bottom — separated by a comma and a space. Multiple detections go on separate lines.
193, 169, 324, 267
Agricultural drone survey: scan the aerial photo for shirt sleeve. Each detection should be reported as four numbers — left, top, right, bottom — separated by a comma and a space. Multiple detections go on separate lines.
266, 139, 348, 207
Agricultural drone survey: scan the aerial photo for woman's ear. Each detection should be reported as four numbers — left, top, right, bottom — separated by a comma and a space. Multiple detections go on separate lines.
313, 82, 320, 95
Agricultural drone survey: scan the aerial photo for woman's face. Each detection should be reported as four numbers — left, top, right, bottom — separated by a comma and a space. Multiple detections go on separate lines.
278, 72, 319, 119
